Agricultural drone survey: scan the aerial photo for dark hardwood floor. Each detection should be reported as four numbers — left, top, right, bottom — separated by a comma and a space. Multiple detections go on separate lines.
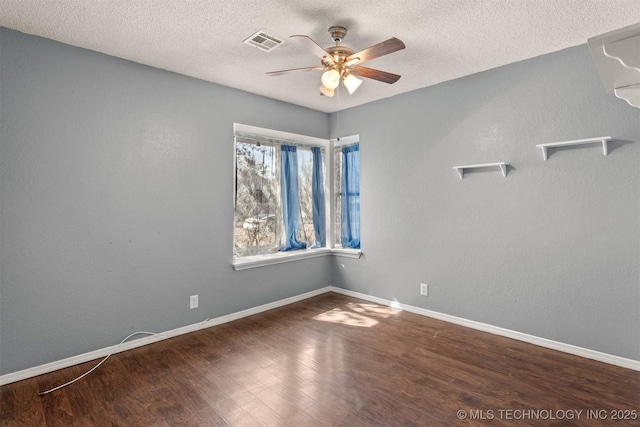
1, 292, 639, 426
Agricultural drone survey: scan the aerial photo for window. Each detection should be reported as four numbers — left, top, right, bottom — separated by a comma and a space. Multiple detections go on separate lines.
233, 125, 328, 260
294, 147, 315, 245
233, 124, 360, 269
234, 140, 280, 255
333, 137, 360, 249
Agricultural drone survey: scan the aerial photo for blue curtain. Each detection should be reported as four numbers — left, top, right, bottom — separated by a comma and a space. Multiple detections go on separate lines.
280, 145, 306, 251
341, 144, 360, 249
310, 147, 326, 248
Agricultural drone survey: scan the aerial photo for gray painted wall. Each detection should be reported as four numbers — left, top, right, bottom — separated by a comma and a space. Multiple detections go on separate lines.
330, 45, 640, 360
0, 28, 331, 375
1, 26, 638, 377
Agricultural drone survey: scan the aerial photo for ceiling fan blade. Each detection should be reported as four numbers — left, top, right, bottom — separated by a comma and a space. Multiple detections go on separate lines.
346, 37, 405, 64
266, 66, 324, 77
290, 35, 335, 65
350, 66, 401, 84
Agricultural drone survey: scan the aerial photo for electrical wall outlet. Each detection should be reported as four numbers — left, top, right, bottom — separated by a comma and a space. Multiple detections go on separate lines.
420, 283, 428, 296
190, 295, 198, 309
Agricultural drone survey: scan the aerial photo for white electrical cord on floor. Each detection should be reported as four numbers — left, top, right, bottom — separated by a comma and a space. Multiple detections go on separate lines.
39, 318, 211, 396
39, 331, 158, 395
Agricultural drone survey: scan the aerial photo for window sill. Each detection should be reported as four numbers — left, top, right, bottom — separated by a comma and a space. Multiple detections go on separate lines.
232, 247, 362, 270
233, 248, 331, 271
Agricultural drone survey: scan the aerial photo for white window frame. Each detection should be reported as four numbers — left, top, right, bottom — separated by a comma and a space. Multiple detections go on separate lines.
233, 123, 348, 271
330, 135, 362, 258
232, 124, 361, 270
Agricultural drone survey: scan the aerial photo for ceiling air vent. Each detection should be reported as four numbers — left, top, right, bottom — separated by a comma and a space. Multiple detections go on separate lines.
243, 30, 284, 52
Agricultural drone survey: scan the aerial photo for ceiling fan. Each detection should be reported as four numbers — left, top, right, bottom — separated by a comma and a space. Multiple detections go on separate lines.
266, 26, 405, 97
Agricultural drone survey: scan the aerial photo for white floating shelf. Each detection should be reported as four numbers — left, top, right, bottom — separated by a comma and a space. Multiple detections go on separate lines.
452, 162, 508, 179
536, 136, 612, 161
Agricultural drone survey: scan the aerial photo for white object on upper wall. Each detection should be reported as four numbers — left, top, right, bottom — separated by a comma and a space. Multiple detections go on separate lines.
588, 23, 640, 108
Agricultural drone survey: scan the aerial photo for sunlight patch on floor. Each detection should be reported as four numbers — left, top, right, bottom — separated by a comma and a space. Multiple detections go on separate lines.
313, 302, 401, 327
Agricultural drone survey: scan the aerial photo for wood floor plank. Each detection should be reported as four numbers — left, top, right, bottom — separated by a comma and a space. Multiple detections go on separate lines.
1, 292, 638, 426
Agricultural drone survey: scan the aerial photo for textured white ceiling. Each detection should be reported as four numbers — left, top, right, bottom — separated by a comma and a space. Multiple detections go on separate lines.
1, 0, 639, 113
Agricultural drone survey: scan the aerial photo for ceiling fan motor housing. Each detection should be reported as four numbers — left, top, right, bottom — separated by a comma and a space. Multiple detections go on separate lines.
328, 26, 347, 42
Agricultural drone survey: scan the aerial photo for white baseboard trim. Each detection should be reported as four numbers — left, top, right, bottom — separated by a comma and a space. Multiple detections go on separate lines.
3, 284, 637, 386
329, 287, 640, 372
0, 286, 332, 386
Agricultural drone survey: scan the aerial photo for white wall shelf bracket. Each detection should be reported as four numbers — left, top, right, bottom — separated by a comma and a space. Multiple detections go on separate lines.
588, 23, 640, 109
452, 162, 508, 179
613, 84, 640, 108
604, 34, 640, 107
536, 136, 612, 161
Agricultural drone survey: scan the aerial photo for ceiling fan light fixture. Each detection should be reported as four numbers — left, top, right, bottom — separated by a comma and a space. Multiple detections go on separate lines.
343, 74, 362, 94
319, 85, 335, 97
321, 69, 340, 89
